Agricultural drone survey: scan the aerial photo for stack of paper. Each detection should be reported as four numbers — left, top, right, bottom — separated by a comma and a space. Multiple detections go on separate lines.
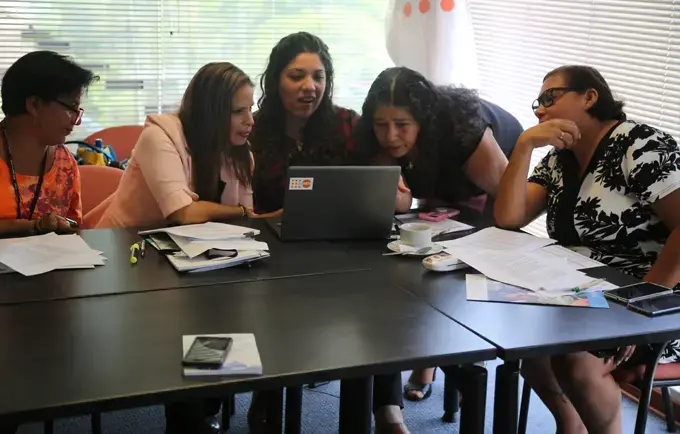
440, 227, 555, 252
167, 250, 270, 273
139, 222, 270, 272
441, 227, 607, 293
182, 333, 263, 377
0, 233, 106, 276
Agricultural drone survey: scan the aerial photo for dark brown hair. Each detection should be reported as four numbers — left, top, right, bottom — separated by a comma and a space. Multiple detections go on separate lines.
178, 62, 253, 202
545, 65, 626, 121
249, 32, 345, 168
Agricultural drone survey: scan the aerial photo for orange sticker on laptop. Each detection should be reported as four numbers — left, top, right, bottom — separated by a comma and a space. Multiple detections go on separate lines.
289, 177, 314, 190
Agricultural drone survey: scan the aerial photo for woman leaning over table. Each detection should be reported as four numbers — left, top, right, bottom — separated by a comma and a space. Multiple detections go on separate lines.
0, 51, 96, 238
247, 31, 410, 434
352, 66, 522, 401
494, 65, 680, 434
97, 62, 261, 230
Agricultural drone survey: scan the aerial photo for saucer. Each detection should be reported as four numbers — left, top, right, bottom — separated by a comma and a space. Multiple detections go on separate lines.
386, 241, 444, 256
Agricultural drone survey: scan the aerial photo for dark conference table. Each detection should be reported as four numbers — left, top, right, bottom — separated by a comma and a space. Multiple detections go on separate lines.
389, 261, 680, 434
0, 271, 496, 433
0, 224, 371, 306
3, 216, 680, 433
320, 227, 680, 434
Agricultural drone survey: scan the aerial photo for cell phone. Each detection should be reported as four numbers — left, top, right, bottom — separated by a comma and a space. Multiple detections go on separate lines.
628, 293, 680, 317
418, 208, 460, 222
182, 336, 233, 369
207, 249, 238, 259
603, 282, 673, 304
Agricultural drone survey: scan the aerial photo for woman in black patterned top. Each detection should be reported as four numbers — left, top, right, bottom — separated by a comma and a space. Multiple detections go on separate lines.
495, 65, 680, 434
354, 66, 522, 216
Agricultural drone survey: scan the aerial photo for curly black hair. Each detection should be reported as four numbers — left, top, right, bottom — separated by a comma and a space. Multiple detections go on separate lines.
249, 32, 349, 170
353, 66, 485, 197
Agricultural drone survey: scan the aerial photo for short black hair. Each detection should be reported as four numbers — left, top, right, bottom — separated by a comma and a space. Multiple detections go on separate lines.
1, 51, 98, 116
544, 65, 626, 121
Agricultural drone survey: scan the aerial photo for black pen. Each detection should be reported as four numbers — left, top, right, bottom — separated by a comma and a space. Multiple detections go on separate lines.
139, 239, 146, 258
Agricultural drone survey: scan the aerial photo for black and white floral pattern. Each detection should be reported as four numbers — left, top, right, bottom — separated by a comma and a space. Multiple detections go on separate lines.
529, 121, 680, 364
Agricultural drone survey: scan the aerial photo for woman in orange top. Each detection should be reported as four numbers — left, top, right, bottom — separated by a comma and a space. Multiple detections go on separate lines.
0, 51, 97, 237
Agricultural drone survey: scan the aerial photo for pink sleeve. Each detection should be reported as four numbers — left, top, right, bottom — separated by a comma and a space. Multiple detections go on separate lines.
239, 183, 253, 209
239, 151, 254, 208
134, 124, 196, 218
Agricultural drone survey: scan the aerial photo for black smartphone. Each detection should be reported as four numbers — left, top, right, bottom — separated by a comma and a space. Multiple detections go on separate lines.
182, 336, 233, 369
603, 282, 672, 304
207, 249, 238, 259
628, 293, 680, 317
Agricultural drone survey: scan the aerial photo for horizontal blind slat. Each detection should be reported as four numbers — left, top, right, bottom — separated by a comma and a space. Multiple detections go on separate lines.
0, 0, 392, 139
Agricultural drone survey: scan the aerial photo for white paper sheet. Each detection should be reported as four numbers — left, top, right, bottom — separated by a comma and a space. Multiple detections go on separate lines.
447, 246, 595, 292
182, 333, 263, 376
169, 234, 269, 259
439, 227, 555, 253
539, 245, 605, 270
139, 222, 259, 241
0, 233, 106, 276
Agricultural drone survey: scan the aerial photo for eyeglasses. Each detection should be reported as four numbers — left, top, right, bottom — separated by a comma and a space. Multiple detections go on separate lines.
532, 87, 582, 112
54, 100, 84, 126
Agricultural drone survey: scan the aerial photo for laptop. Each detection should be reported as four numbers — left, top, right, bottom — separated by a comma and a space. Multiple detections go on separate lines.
266, 166, 400, 241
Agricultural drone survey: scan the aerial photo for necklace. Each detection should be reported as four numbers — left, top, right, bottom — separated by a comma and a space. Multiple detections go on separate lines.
1, 120, 48, 220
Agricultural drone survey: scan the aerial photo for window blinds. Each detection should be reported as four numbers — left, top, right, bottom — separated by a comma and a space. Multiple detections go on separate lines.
468, 0, 680, 236
0, 0, 392, 140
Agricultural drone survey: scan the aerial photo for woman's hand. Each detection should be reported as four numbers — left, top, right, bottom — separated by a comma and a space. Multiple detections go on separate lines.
397, 175, 410, 194
35, 213, 77, 234
517, 119, 581, 150
246, 208, 282, 219
607, 346, 636, 366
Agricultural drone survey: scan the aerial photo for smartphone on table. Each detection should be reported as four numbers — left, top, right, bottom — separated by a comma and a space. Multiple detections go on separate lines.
603, 282, 672, 304
628, 293, 680, 317
182, 336, 233, 369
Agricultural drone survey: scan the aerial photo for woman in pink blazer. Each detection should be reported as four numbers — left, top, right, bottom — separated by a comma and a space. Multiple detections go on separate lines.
98, 62, 257, 229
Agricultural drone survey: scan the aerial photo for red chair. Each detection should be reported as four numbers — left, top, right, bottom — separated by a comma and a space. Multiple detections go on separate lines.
84, 125, 143, 161
78, 165, 123, 228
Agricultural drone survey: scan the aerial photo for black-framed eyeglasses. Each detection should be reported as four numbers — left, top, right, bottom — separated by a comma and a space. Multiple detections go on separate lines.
532, 87, 582, 112
54, 100, 84, 126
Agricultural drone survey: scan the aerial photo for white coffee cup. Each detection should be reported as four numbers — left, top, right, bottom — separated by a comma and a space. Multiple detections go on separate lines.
399, 223, 432, 247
